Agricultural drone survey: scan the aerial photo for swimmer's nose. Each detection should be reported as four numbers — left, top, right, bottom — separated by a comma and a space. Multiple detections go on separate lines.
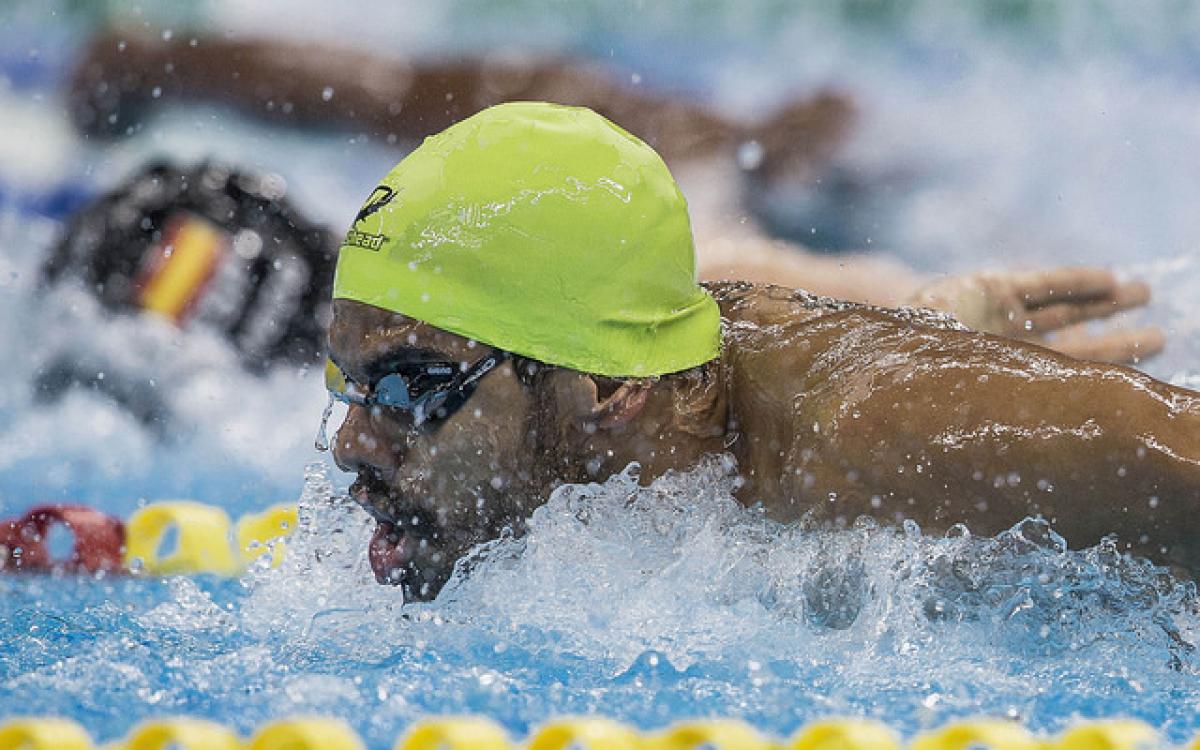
331, 405, 402, 478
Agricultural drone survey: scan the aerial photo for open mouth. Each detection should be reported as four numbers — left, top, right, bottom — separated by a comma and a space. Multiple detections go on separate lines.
368, 520, 413, 586
350, 474, 443, 598
350, 476, 413, 585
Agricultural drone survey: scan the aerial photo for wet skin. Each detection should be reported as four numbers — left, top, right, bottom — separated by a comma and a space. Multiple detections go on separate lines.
329, 282, 1200, 600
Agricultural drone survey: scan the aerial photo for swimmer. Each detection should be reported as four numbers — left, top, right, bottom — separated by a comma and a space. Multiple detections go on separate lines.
37, 160, 337, 429
67, 31, 1161, 364
44, 160, 336, 367
322, 103, 1200, 601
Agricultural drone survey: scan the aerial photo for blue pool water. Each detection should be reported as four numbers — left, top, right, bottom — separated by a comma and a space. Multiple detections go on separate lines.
4, 2, 1200, 748
3, 462, 1199, 748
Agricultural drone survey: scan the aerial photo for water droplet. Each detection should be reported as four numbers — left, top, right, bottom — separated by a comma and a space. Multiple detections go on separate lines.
737, 140, 764, 171
314, 394, 335, 452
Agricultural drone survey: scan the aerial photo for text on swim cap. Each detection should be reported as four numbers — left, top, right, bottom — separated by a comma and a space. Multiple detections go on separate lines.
342, 228, 387, 251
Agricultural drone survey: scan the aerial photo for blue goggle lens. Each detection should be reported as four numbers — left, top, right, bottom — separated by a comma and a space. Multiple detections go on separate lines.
373, 373, 415, 409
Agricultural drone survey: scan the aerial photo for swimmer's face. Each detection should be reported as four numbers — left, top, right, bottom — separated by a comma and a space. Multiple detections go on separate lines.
328, 298, 727, 601
327, 298, 540, 601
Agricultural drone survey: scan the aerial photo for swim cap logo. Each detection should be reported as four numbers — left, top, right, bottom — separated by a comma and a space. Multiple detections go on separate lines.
344, 185, 399, 251
356, 186, 398, 224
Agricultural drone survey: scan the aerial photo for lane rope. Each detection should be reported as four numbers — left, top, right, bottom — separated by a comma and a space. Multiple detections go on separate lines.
0, 716, 1178, 750
0, 501, 297, 577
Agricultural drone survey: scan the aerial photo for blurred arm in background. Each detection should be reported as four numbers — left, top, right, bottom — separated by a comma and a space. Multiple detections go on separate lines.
69, 30, 777, 164
68, 30, 1163, 364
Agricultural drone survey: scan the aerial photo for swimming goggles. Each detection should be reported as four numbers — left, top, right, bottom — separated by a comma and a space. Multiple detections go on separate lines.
323, 348, 510, 427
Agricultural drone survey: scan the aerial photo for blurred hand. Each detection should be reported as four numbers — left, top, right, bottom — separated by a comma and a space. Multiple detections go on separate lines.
909, 267, 1164, 364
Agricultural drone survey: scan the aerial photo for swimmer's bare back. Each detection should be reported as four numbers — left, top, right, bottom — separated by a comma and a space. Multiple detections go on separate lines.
709, 281, 1200, 572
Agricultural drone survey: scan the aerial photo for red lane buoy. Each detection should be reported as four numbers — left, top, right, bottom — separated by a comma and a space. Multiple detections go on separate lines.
0, 504, 126, 574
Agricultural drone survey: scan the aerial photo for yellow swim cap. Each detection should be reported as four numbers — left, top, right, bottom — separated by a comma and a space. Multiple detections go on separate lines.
333, 101, 720, 377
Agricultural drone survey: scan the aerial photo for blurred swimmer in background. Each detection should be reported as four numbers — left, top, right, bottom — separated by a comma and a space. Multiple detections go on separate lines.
36, 161, 336, 432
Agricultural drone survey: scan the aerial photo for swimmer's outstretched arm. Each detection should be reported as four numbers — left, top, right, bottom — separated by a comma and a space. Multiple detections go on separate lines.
692, 202, 1162, 364
908, 268, 1162, 364
735, 305, 1200, 571
72, 31, 852, 169
70, 31, 818, 165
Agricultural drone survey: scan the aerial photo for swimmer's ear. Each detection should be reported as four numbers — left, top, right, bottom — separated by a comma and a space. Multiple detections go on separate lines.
590, 380, 652, 430
550, 372, 651, 431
